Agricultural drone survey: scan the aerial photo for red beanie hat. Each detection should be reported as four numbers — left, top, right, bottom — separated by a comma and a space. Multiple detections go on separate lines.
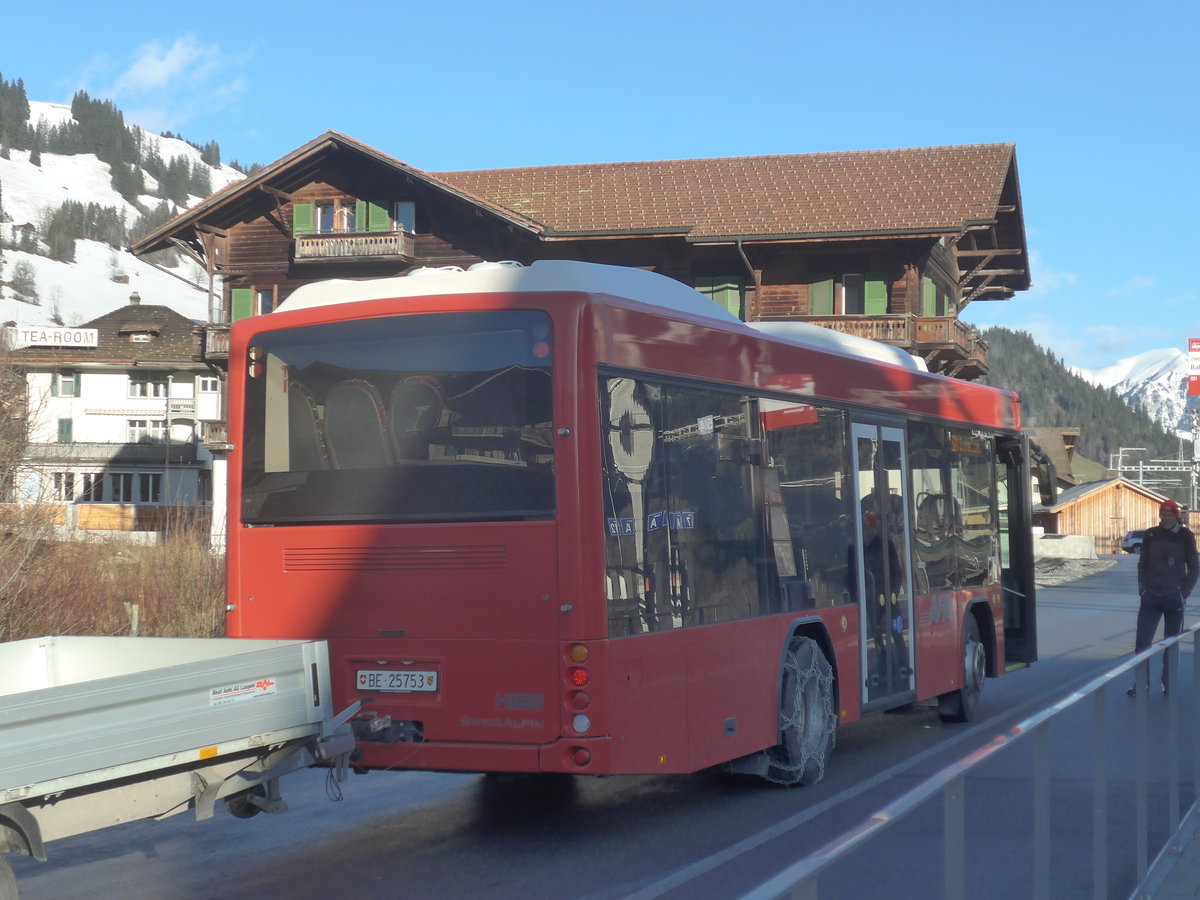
1161, 499, 1182, 515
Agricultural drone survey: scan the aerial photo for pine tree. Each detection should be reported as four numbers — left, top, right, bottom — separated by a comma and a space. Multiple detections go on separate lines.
200, 139, 221, 167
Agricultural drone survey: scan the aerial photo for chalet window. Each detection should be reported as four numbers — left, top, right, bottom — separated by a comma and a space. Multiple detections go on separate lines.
111, 472, 134, 502
81, 472, 103, 502
811, 272, 889, 316
695, 276, 744, 318
843, 274, 866, 315
393, 201, 416, 233
129, 374, 168, 399
53, 471, 75, 502
316, 199, 357, 234
258, 288, 275, 314
51, 370, 80, 398
139, 473, 162, 503
293, 200, 415, 237
199, 377, 220, 393
128, 419, 167, 443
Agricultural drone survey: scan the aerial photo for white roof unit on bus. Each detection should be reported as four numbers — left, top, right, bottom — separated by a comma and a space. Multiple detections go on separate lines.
274, 259, 742, 325
274, 259, 924, 372
747, 321, 927, 372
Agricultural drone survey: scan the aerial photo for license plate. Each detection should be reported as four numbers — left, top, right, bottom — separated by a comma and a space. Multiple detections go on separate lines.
356, 669, 438, 693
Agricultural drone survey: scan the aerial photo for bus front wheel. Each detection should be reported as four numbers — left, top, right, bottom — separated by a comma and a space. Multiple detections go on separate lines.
938, 615, 985, 723
766, 636, 837, 786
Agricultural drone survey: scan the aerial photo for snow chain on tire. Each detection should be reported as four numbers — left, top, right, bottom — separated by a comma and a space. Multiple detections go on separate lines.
766, 636, 837, 785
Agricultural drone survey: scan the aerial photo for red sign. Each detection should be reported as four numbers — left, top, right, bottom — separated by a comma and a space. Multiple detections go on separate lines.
1190, 339, 1200, 396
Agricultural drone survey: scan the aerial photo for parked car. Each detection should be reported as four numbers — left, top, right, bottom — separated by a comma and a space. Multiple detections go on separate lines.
1123, 530, 1146, 553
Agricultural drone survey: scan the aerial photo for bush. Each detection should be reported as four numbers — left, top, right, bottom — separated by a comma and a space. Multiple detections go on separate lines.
0, 530, 225, 642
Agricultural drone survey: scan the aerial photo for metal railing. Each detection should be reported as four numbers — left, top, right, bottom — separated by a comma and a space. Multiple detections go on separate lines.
24, 441, 199, 465
741, 626, 1200, 900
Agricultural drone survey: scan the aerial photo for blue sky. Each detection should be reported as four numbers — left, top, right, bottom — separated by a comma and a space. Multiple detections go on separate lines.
5, 0, 1197, 370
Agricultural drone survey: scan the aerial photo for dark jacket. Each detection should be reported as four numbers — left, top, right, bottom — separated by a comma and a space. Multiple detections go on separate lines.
1138, 524, 1199, 599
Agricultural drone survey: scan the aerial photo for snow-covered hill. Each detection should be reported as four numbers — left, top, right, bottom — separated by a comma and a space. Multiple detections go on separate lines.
1074, 347, 1195, 439
0, 101, 243, 328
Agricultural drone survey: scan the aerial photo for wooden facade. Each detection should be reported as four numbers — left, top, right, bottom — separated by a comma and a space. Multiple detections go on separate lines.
129, 133, 1031, 390
1035, 478, 1176, 556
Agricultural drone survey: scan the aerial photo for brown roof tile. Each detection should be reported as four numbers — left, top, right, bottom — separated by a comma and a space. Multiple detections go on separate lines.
435, 143, 1016, 238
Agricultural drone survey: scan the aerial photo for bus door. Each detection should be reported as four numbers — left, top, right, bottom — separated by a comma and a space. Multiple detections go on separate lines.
850, 422, 915, 706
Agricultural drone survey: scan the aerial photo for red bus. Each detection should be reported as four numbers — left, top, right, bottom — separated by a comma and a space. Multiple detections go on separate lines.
226, 260, 1040, 786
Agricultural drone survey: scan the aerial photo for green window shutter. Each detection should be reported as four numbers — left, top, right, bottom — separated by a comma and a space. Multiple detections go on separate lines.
865, 271, 888, 315
50, 376, 58, 398
73, 372, 81, 397
922, 277, 937, 317
368, 201, 391, 232
810, 275, 834, 315
231, 288, 255, 322
717, 279, 744, 318
58, 419, 72, 442
694, 276, 743, 318
292, 203, 314, 236
355, 200, 367, 232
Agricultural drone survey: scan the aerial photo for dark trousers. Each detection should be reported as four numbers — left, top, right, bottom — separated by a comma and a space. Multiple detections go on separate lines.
1134, 590, 1186, 687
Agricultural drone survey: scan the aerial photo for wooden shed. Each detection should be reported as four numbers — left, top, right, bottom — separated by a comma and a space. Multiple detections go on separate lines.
1034, 477, 1181, 556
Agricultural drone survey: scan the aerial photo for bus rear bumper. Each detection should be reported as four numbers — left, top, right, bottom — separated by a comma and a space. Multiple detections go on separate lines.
351, 736, 612, 775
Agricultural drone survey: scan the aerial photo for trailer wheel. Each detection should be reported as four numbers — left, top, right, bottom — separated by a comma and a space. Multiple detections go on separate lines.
938, 615, 986, 723
765, 636, 837, 786
225, 785, 266, 819
0, 854, 17, 899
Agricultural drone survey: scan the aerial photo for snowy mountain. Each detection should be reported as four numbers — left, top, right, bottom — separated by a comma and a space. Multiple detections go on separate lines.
1074, 347, 1195, 439
0, 100, 244, 330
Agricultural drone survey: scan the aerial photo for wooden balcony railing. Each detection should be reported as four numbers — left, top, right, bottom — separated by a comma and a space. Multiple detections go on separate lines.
197, 324, 230, 363
796, 314, 988, 376
295, 230, 415, 262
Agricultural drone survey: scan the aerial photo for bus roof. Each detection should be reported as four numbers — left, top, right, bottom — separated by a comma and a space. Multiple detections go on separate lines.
274, 260, 925, 373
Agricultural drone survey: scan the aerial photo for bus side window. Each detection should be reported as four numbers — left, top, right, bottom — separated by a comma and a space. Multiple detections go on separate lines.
762, 402, 851, 609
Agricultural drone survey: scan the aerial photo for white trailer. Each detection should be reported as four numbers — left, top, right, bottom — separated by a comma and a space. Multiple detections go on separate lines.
0, 636, 357, 897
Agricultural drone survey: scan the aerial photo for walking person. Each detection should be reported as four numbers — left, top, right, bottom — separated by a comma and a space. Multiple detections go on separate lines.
1128, 499, 1198, 695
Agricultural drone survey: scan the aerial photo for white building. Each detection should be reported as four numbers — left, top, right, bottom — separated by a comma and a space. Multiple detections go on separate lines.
5, 294, 223, 543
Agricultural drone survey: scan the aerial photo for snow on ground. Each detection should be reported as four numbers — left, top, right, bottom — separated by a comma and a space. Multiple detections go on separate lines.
0, 240, 211, 328
0, 147, 134, 223
1, 102, 245, 328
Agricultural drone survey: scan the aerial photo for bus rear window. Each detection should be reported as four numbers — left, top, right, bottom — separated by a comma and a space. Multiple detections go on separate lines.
240, 311, 554, 524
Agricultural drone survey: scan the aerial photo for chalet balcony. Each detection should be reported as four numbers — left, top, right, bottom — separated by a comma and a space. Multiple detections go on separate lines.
294, 230, 415, 263
197, 323, 230, 364
200, 420, 229, 451
168, 398, 196, 417
26, 441, 200, 466
798, 314, 988, 379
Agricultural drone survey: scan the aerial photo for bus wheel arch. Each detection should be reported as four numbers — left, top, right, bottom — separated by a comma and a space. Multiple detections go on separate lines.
937, 603, 990, 723
765, 631, 838, 786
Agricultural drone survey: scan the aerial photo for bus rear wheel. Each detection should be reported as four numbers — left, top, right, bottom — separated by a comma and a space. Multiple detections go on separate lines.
938, 615, 985, 723
766, 636, 837, 786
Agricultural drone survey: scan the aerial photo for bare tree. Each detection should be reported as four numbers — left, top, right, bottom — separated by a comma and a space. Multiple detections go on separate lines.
0, 331, 58, 639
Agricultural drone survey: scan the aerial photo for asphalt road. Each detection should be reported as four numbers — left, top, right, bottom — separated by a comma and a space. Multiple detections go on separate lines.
11, 555, 1182, 899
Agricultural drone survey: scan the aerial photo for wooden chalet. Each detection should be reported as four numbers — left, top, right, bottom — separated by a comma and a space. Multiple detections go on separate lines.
128, 134, 1031, 432
1035, 477, 1178, 556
